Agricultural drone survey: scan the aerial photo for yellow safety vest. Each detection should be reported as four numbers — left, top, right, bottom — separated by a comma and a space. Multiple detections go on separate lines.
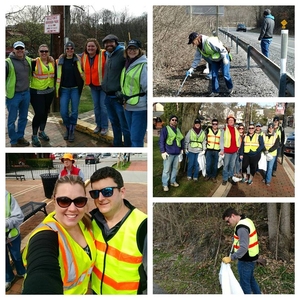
234, 218, 259, 258
189, 130, 205, 148
5, 192, 19, 239
198, 37, 222, 61
166, 125, 184, 147
206, 128, 221, 150
120, 63, 146, 105
91, 209, 147, 295
224, 126, 240, 148
30, 57, 55, 90
244, 134, 259, 153
23, 212, 96, 294
264, 135, 277, 156
6, 56, 32, 99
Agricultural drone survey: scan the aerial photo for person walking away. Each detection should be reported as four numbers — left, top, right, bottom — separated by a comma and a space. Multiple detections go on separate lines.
81, 38, 108, 135
59, 153, 84, 181
89, 167, 147, 294
159, 115, 184, 191
272, 116, 285, 177
258, 9, 275, 58
6, 41, 31, 147
184, 118, 206, 181
6, 190, 26, 291
22, 175, 96, 294
222, 207, 261, 294
186, 32, 233, 97
120, 39, 147, 147
56, 41, 84, 142
101, 34, 131, 147
263, 123, 280, 186
30, 44, 55, 147
220, 115, 240, 186
240, 122, 264, 185
205, 118, 221, 183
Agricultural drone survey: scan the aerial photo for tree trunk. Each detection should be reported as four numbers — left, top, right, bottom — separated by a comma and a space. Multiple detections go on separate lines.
267, 203, 278, 256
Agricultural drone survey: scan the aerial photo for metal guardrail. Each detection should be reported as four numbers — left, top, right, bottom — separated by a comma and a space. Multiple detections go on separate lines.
219, 28, 295, 97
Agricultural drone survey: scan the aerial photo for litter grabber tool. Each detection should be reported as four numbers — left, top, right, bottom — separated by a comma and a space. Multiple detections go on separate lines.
176, 73, 189, 96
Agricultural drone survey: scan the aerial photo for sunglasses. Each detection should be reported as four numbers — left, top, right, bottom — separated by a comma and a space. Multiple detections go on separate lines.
66, 47, 74, 50
225, 215, 232, 224
238, 127, 244, 130
212, 123, 218, 125
15, 47, 24, 50
56, 196, 88, 208
40, 50, 49, 53
171, 119, 178, 122
89, 187, 119, 199
249, 127, 255, 129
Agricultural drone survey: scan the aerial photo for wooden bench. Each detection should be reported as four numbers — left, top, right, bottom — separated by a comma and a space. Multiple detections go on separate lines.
6, 174, 26, 181
21, 202, 48, 222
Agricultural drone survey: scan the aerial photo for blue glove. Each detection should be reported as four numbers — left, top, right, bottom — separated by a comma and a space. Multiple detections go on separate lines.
186, 67, 194, 76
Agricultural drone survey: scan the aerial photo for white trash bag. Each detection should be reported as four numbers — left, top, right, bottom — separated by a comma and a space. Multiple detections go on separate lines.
197, 151, 206, 177
219, 262, 244, 294
258, 152, 267, 171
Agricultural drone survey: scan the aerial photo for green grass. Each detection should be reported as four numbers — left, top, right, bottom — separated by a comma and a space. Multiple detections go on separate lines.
78, 87, 94, 113
153, 136, 221, 197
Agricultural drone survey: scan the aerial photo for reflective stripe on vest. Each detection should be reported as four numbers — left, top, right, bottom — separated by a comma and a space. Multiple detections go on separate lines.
189, 130, 205, 148
81, 51, 105, 86
224, 126, 240, 148
244, 134, 259, 153
23, 212, 96, 294
31, 58, 55, 90
91, 209, 147, 294
5, 192, 19, 239
120, 63, 146, 105
166, 126, 184, 147
234, 218, 259, 258
264, 135, 277, 156
207, 128, 221, 150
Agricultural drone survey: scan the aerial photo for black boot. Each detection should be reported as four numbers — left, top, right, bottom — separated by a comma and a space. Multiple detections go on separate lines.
68, 124, 75, 142
64, 126, 69, 140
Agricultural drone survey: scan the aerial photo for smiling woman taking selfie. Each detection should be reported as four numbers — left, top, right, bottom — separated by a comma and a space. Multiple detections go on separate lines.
22, 175, 96, 294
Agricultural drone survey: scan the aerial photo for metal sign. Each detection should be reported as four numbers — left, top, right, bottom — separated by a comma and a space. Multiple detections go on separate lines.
275, 102, 285, 115
186, 6, 224, 16
44, 14, 60, 34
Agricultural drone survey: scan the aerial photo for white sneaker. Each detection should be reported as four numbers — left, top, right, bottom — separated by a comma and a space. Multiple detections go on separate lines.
6, 281, 12, 291
208, 92, 219, 97
170, 182, 179, 187
228, 88, 233, 95
163, 186, 169, 192
187, 177, 192, 180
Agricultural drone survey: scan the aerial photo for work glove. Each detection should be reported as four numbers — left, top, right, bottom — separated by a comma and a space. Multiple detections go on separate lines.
223, 56, 229, 65
178, 153, 183, 162
222, 256, 231, 264
186, 67, 194, 77
185, 149, 189, 155
161, 152, 169, 160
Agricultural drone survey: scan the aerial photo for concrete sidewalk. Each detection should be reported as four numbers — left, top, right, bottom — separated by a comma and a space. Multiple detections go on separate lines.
212, 156, 294, 197
5, 110, 147, 148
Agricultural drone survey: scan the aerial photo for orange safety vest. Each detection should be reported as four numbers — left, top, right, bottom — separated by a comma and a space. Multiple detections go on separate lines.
81, 51, 106, 86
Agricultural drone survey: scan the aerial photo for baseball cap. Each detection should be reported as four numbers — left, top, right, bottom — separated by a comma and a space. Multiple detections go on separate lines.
194, 118, 201, 124
13, 41, 25, 49
188, 32, 199, 44
126, 39, 142, 49
256, 123, 262, 127
273, 116, 280, 121
65, 41, 75, 49
268, 123, 275, 128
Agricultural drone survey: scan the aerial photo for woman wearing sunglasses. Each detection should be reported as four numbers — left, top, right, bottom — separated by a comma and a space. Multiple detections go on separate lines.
240, 122, 265, 185
30, 44, 55, 147
22, 175, 96, 294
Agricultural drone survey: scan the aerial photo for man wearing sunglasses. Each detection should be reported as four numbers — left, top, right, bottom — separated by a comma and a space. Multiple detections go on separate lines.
89, 167, 147, 295
6, 41, 32, 147
222, 207, 261, 294
159, 115, 184, 191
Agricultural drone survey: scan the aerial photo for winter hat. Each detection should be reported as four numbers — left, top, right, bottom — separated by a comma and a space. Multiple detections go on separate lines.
65, 41, 75, 49
194, 118, 201, 124
264, 9, 271, 16
13, 41, 25, 49
188, 32, 199, 44
169, 115, 178, 122
126, 39, 142, 49
102, 34, 119, 45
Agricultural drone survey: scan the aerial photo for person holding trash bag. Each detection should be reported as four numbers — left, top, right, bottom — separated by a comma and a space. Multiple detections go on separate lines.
222, 207, 261, 294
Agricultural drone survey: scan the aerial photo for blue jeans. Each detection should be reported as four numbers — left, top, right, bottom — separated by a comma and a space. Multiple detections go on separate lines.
124, 109, 147, 147
234, 155, 242, 174
237, 260, 261, 294
273, 147, 280, 172
104, 95, 131, 147
222, 152, 237, 181
265, 155, 276, 184
261, 38, 272, 58
90, 88, 108, 129
187, 152, 200, 179
6, 235, 26, 282
206, 150, 219, 178
6, 90, 30, 145
59, 87, 80, 126
162, 154, 179, 186
211, 55, 233, 93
